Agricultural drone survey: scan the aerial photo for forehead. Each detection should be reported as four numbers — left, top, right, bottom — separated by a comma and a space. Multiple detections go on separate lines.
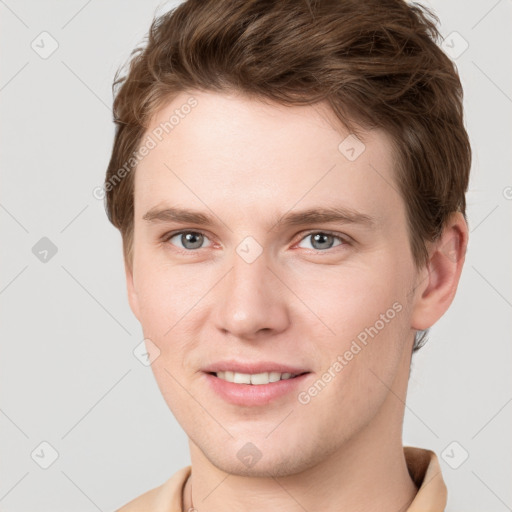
134, 90, 403, 226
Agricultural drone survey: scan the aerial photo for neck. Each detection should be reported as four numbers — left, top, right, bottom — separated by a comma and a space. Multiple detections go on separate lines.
183, 404, 417, 511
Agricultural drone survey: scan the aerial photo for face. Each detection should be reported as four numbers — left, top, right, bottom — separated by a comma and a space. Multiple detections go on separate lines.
127, 90, 422, 477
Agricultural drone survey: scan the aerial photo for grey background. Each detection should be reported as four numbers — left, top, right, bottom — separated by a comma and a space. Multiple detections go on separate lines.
0, 0, 510, 510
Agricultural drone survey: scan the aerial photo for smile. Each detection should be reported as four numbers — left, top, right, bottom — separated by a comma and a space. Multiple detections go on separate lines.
213, 371, 300, 385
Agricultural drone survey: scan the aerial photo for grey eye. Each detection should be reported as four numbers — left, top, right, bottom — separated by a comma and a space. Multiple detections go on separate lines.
168, 232, 211, 250
298, 233, 343, 251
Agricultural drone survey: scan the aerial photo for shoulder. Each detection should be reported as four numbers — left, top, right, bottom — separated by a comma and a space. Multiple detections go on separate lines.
115, 466, 192, 512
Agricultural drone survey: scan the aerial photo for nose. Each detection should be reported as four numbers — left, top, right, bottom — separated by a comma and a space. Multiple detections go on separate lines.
212, 248, 290, 340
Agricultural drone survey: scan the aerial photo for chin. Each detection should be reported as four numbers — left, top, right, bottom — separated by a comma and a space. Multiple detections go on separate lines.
199, 436, 331, 478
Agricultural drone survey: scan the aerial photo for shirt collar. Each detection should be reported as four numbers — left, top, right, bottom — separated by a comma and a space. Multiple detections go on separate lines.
404, 446, 448, 511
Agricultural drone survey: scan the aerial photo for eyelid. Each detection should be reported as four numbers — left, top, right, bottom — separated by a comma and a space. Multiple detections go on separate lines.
162, 229, 216, 252
162, 229, 208, 240
161, 229, 351, 252
293, 230, 350, 250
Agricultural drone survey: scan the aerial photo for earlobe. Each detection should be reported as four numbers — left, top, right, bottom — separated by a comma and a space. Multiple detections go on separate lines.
125, 259, 141, 321
410, 212, 468, 331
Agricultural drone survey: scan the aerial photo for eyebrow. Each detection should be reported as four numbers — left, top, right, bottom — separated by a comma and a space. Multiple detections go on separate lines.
143, 205, 375, 230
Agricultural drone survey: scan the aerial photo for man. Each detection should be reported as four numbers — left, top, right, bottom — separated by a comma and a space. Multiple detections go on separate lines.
104, 0, 471, 510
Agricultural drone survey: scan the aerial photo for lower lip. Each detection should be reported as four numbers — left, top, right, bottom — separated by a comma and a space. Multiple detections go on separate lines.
204, 372, 311, 406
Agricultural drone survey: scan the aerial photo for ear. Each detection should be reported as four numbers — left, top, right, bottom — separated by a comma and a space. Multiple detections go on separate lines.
410, 212, 468, 331
124, 257, 141, 321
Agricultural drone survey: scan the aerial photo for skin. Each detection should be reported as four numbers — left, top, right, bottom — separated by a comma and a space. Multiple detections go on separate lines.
125, 90, 468, 511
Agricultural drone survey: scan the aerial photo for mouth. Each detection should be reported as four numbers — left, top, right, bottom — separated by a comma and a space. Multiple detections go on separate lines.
202, 365, 312, 406
209, 370, 308, 385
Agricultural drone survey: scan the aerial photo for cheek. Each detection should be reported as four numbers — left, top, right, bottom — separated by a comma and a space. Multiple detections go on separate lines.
135, 272, 173, 336
295, 300, 411, 432
294, 260, 409, 348
293, 260, 412, 403
134, 242, 192, 314
133, 260, 187, 344
132, 251, 216, 362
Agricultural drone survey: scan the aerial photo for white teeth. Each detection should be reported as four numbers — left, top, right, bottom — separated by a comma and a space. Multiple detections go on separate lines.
269, 371, 281, 382
215, 371, 298, 385
233, 372, 251, 384
250, 372, 269, 385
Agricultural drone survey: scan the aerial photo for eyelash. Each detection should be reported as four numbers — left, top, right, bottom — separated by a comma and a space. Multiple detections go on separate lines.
161, 229, 349, 254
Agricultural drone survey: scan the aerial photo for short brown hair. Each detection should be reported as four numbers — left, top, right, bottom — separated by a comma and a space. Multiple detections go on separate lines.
104, 0, 471, 349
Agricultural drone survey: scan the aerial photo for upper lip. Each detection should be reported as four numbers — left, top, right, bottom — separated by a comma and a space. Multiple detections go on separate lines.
202, 360, 309, 375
